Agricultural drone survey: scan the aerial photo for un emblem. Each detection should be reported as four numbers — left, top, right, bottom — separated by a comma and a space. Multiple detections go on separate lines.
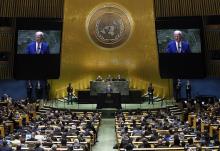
86, 3, 133, 48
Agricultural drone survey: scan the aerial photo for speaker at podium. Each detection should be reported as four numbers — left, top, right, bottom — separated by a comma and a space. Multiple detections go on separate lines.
96, 92, 122, 109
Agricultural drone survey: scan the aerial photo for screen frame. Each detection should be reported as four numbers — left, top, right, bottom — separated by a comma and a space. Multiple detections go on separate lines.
14, 18, 63, 80
155, 16, 206, 79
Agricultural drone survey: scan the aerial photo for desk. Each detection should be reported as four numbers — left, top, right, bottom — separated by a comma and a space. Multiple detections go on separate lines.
96, 93, 121, 109
4, 121, 14, 133
77, 89, 144, 104
0, 101, 8, 106
0, 125, 4, 137
15, 118, 22, 127
188, 114, 196, 128
209, 124, 220, 139
30, 111, 36, 119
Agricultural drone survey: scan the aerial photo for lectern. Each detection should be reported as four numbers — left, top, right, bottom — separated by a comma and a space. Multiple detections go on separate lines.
90, 81, 129, 109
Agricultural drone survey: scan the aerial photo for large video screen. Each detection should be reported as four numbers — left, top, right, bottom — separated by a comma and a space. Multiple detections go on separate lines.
157, 29, 201, 53
17, 30, 61, 54
156, 17, 206, 78
14, 18, 62, 79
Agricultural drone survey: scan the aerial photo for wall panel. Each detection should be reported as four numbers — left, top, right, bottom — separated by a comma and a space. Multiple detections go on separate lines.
15, 0, 39, 17
154, 0, 220, 17
0, 0, 64, 80
0, 0, 16, 17
38, 0, 64, 18
51, 0, 171, 99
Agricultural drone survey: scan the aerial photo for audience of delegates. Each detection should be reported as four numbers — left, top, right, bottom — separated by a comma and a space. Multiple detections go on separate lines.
0, 99, 101, 151
115, 105, 220, 151
0, 140, 13, 151
0, 92, 219, 151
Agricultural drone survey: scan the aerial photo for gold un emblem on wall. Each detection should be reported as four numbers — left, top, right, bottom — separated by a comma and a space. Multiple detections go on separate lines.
86, 3, 133, 48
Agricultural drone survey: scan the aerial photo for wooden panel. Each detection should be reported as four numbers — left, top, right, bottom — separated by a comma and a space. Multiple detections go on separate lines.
179, 0, 192, 16
0, 27, 14, 52
0, 27, 14, 79
154, 0, 220, 17
15, 0, 39, 17
205, 31, 220, 51
216, 0, 220, 14
0, 0, 64, 18
207, 61, 220, 77
38, 0, 64, 18
0, 0, 15, 17
0, 62, 13, 79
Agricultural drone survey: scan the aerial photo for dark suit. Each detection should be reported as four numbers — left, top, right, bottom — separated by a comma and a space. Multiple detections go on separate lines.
0, 145, 13, 151
35, 84, 43, 100
148, 86, 154, 104
166, 40, 191, 53
45, 82, 50, 101
27, 82, 33, 100
176, 82, 181, 102
106, 86, 113, 93
67, 85, 73, 104
186, 84, 191, 99
26, 42, 49, 54
34, 146, 44, 151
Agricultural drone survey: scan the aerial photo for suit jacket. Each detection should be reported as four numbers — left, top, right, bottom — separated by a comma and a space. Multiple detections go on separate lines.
106, 87, 113, 93
26, 41, 50, 54
166, 40, 191, 53
34, 146, 44, 151
0, 146, 13, 151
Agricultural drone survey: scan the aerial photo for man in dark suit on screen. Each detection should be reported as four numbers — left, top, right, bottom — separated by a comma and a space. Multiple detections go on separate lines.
166, 30, 191, 53
26, 31, 50, 54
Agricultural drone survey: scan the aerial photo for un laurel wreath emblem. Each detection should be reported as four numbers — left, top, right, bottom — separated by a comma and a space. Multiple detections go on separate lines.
86, 3, 133, 48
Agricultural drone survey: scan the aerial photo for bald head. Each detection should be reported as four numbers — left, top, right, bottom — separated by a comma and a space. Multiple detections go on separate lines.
173, 30, 182, 42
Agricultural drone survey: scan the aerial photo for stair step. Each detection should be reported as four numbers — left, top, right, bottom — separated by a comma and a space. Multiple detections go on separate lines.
39, 108, 48, 111
39, 110, 47, 113
153, 96, 159, 99
166, 105, 176, 108
169, 106, 179, 109
43, 106, 51, 109
40, 107, 50, 110
170, 109, 181, 112
173, 112, 182, 115
57, 98, 68, 102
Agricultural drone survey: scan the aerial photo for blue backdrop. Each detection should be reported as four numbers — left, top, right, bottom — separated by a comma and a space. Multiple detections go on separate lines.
0, 80, 46, 100
0, 79, 220, 100
174, 78, 220, 99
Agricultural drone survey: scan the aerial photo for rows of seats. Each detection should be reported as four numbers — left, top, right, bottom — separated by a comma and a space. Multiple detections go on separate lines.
0, 100, 102, 151
115, 106, 220, 151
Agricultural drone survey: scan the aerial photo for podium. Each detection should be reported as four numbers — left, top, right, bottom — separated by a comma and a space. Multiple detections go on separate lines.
90, 81, 128, 109
96, 93, 122, 109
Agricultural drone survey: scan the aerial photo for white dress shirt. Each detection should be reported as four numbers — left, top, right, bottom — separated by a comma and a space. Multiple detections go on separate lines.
175, 41, 182, 53
36, 42, 42, 54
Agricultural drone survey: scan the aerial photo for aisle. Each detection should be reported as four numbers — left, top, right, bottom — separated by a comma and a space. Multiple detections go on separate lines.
92, 118, 116, 151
